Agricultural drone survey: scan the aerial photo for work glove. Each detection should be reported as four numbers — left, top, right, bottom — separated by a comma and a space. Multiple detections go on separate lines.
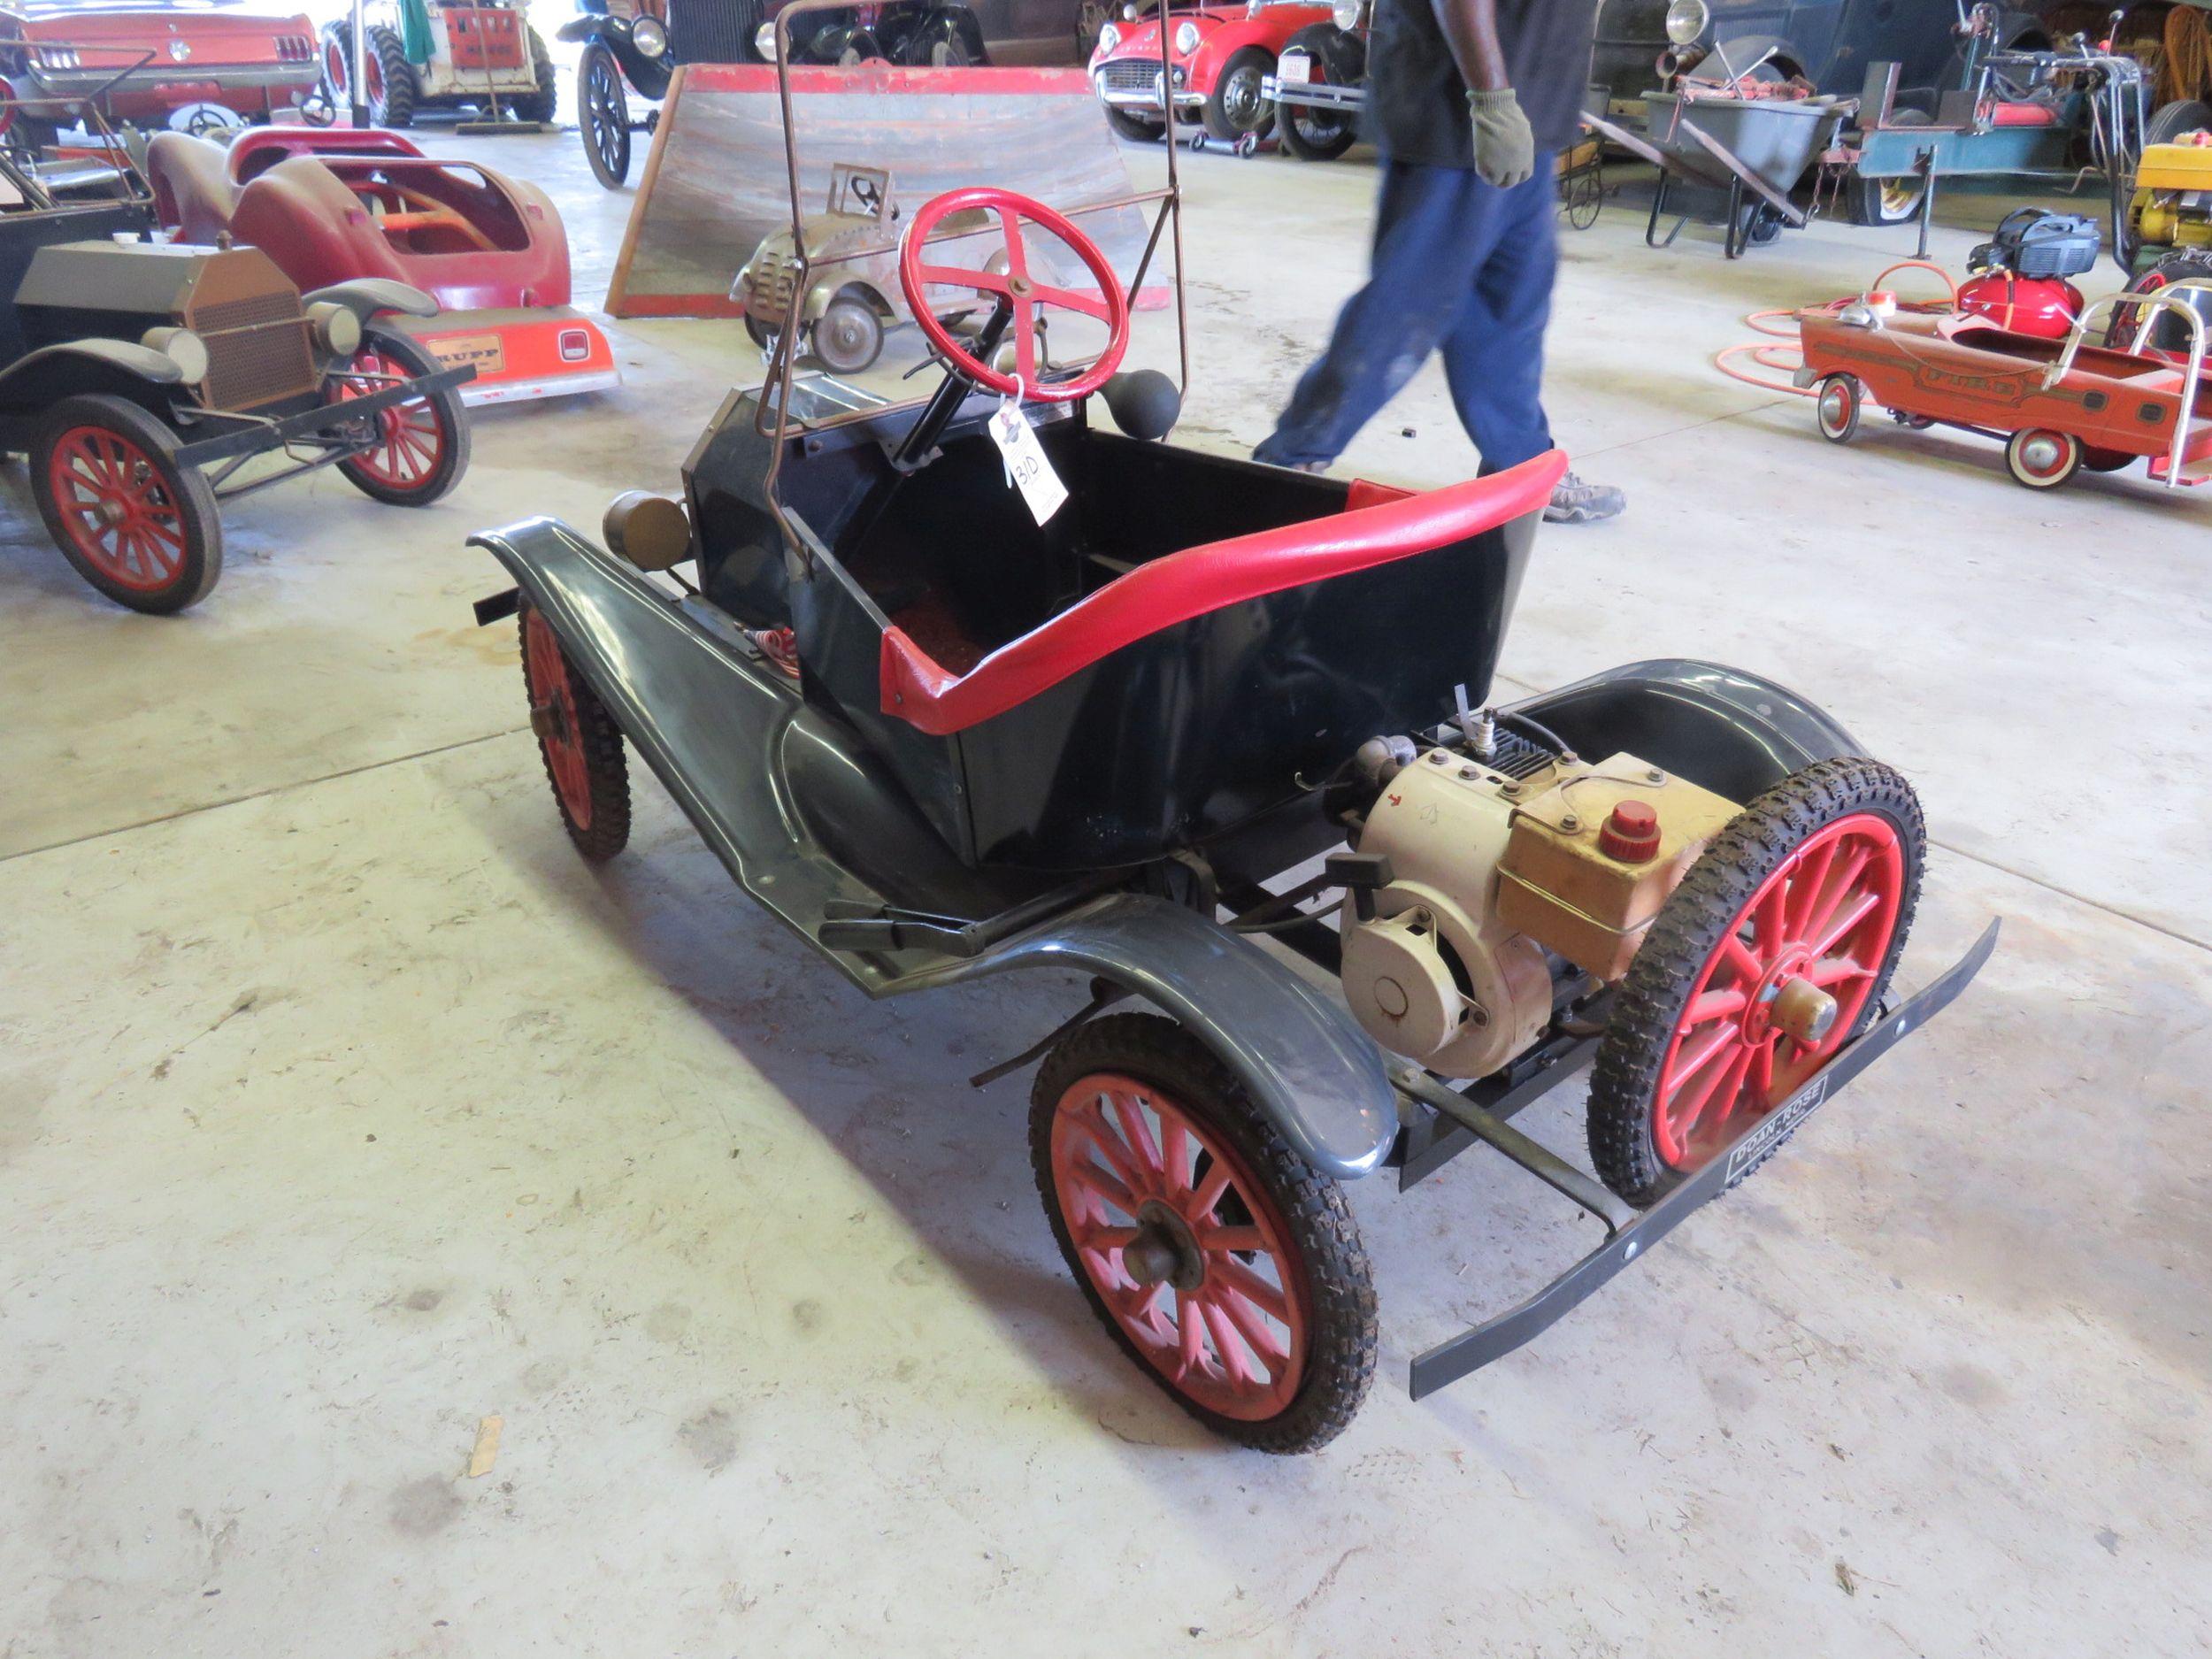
1467, 87, 1536, 189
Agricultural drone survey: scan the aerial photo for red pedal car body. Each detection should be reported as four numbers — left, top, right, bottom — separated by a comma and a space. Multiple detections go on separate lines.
145, 126, 618, 406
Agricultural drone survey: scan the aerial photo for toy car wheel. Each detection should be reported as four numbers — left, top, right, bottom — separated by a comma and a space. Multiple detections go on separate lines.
31, 394, 221, 615
1031, 1013, 1377, 1453
2082, 445, 2135, 473
518, 602, 631, 863
326, 328, 471, 508
2005, 427, 2082, 490
1102, 107, 1166, 143
1202, 46, 1277, 142
743, 314, 779, 355
579, 43, 633, 188
810, 292, 885, 375
1588, 758, 1924, 1208
1815, 374, 1863, 442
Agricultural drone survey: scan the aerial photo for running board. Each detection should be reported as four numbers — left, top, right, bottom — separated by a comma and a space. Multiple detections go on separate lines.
1402, 918, 2001, 1400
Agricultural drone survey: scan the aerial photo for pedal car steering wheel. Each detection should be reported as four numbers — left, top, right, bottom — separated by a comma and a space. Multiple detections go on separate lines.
898, 186, 1130, 403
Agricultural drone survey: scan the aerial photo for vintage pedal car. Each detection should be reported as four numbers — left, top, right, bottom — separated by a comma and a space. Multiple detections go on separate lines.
1799, 259, 2212, 491
0, 1, 320, 152
472, 4, 1993, 1452
735, 160, 1043, 375
319, 0, 555, 129
0, 139, 470, 613
1088, 0, 1333, 147
144, 126, 618, 406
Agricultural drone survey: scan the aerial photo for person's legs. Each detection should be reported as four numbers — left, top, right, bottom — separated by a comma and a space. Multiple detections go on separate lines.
1254, 164, 1504, 468
1433, 158, 1624, 521
1437, 162, 1558, 472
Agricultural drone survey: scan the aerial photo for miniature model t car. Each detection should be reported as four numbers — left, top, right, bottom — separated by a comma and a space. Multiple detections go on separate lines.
146, 126, 618, 405
471, 4, 1993, 1453
1089, 0, 1332, 146
0, 0, 319, 150
0, 142, 470, 612
320, 0, 555, 128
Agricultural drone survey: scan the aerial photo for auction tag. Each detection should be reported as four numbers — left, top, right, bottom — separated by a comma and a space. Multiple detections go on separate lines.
989, 400, 1068, 525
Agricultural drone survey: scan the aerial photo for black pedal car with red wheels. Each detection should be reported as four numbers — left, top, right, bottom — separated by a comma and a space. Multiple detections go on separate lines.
472, 0, 1995, 1454
0, 110, 470, 615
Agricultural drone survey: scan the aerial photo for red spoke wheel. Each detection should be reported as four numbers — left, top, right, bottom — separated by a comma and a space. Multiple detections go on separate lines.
30, 393, 221, 614
518, 601, 631, 863
1815, 373, 1862, 442
1589, 758, 1924, 1208
329, 326, 471, 507
1031, 1014, 1375, 1453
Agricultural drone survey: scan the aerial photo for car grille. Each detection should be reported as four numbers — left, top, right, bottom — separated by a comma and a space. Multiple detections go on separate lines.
668, 0, 757, 65
745, 250, 797, 319
192, 291, 301, 334
204, 319, 317, 411
1097, 61, 1160, 96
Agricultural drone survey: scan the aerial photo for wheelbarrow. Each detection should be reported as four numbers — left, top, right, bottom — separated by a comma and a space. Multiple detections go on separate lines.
1586, 91, 1846, 257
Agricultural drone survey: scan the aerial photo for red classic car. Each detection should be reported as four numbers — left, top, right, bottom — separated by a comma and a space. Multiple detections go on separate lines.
1087, 0, 1332, 146
0, 0, 319, 149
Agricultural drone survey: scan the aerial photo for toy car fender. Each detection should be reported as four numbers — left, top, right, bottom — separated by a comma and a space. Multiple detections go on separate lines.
556, 13, 675, 98
1508, 658, 1864, 804
0, 338, 187, 407
469, 516, 1400, 1179
303, 278, 441, 322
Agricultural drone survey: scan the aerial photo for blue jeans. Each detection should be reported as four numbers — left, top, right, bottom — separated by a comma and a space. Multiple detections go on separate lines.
1255, 157, 1557, 472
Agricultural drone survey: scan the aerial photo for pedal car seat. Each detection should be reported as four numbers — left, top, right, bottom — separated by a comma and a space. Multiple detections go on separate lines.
879, 450, 1569, 737
146, 132, 239, 246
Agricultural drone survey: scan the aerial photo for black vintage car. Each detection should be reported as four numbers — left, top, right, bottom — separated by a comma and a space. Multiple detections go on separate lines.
0, 131, 471, 613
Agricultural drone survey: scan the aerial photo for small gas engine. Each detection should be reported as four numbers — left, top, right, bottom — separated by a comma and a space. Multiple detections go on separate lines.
1338, 716, 1741, 1072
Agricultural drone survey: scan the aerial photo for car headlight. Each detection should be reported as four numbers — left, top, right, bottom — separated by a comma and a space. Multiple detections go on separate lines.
755, 20, 779, 58
1173, 19, 1201, 54
631, 13, 668, 56
1097, 21, 1120, 51
305, 302, 362, 359
1664, 0, 1709, 46
142, 326, 208, 383
1332, 0, 1361, 30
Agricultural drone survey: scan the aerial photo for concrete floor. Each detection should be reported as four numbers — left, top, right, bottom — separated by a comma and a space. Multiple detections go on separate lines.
3, 122, 2208, 1659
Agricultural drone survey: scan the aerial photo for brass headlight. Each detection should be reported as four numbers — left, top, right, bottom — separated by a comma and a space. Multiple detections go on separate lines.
308, 301, 363, 358
141, 326, 209, 384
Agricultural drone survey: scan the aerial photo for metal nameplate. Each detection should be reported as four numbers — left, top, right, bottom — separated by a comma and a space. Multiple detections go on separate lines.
1724, 1071, 1830, 1185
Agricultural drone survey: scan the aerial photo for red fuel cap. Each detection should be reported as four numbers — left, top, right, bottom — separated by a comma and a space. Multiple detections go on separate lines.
1599, 800, 1662, 863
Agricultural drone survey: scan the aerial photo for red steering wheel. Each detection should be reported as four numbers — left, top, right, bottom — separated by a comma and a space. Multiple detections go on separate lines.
897, 185, 1131, 403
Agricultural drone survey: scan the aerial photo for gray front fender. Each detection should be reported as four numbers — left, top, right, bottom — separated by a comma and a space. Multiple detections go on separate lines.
924, 897, 1398, 1180
1509, 658, 1864, 803
471, 517, 1397, 1182
304, 279, 440, 322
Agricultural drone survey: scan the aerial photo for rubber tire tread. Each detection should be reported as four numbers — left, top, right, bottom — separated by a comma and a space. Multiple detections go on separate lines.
1587, 757, 1924, 1209
1029, 1012, 1376, 1454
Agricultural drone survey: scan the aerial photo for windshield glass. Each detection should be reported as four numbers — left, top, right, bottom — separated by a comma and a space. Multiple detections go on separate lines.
611, 46, 1184, 433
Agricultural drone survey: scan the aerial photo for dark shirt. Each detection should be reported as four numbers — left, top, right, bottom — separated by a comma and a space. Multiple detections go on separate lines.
1366, 0, 1599, 164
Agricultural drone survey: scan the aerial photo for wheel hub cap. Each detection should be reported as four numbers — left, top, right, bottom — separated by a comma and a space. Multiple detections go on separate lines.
1122, 1199, 1206, 1292
2022, 434, 2063, 472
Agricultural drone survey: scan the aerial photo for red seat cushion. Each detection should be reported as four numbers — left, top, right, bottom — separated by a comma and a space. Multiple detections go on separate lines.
879, 449, 1567, 737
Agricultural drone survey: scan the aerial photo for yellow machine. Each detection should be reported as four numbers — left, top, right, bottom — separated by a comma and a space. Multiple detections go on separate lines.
2131, 135, 2212, 254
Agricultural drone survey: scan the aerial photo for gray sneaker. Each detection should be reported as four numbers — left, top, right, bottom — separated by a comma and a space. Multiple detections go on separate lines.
1545, 471, 1625, 523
